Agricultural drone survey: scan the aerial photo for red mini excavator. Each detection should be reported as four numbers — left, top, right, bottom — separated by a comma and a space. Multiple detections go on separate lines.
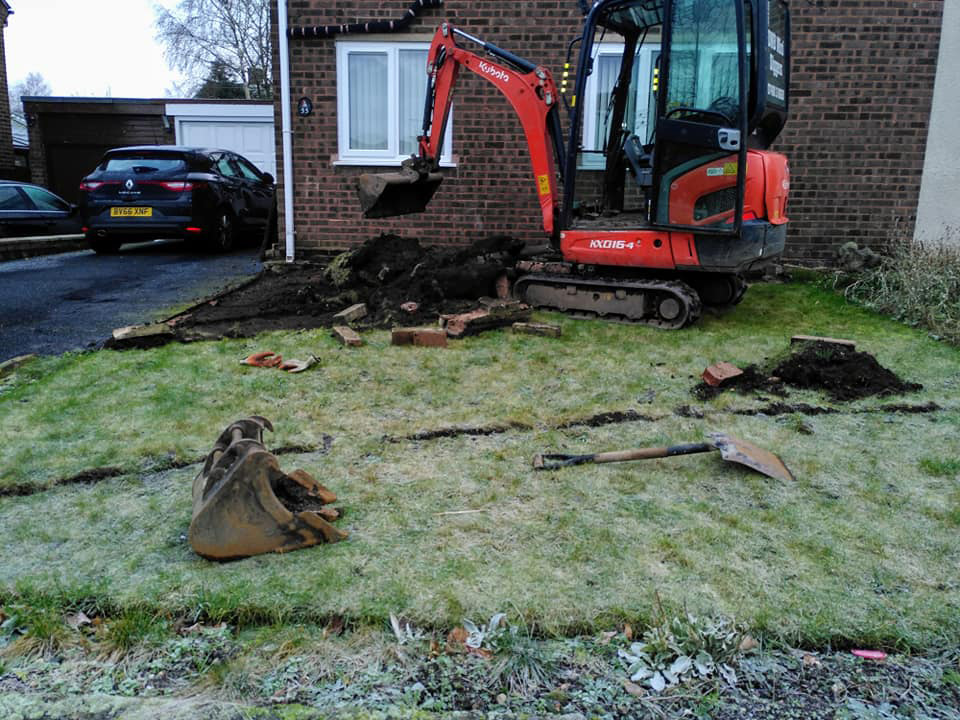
357, 0, 791, 328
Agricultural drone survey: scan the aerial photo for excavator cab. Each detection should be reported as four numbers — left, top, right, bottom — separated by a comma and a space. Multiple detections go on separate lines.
566, 0, 790, 236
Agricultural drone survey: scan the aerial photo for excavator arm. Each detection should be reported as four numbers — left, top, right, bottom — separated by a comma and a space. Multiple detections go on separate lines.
357, 22, 565, 237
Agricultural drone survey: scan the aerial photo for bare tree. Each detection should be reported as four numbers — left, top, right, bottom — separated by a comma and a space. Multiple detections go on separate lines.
154, 0, 271, 99
9, 72, 52, 124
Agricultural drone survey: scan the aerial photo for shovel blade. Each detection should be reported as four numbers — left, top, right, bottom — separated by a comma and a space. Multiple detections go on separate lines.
357, 171, 443, 218
708, 432, 795, 482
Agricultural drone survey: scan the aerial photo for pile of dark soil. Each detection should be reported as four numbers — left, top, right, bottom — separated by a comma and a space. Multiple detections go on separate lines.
169, 233, 525, 339
695, 342, 922, 402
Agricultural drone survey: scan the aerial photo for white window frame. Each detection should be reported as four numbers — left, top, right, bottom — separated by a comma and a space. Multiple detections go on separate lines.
335, 40, 454, 167
579, 38, 738, 169
580, 42, 659, 170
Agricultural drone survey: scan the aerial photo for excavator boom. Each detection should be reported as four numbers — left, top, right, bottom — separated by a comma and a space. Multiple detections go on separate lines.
358, 22, 564, 236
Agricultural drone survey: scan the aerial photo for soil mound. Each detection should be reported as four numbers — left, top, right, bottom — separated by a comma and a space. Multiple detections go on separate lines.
771, 343, 922, 401
693, 342, 921, 402
170, 234, 525, 339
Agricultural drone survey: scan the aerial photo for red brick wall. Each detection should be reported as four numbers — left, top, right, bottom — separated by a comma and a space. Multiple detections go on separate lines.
275, 0, 945, 264
0, 6, 16, 179
276, 0, 581, 257
775, 0, 943, 263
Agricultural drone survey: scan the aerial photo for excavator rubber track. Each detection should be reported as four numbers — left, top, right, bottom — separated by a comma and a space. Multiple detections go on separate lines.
514, 273, 702, 329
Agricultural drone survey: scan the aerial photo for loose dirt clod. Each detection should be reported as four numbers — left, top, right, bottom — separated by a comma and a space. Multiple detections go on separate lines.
694, 342, 921, 402
168, 234, 526, 341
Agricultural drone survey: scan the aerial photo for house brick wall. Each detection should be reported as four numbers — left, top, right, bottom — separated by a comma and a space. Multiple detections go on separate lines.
776, 0, 944, 264
274, 0, 945, 265
275, 0, 581, 258
0, 5, 16, 179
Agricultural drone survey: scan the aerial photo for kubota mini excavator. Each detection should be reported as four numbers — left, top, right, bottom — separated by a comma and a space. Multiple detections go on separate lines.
357, 0, 790, 328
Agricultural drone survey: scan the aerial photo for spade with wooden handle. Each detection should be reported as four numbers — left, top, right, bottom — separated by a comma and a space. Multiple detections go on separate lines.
532, 432, 794, 482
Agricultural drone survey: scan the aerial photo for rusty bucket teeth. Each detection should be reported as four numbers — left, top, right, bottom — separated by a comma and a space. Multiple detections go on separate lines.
189, 416, 347, 561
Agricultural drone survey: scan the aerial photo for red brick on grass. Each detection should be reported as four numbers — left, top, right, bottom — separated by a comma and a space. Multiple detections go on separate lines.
702, 362, 744, 387
413, 328, 448, 348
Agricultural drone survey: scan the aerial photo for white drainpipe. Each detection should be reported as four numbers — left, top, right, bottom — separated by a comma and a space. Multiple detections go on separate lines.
278, 0, 295, 262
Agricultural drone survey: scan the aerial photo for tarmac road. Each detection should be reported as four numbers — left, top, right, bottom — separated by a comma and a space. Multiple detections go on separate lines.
0, 239, 263, 363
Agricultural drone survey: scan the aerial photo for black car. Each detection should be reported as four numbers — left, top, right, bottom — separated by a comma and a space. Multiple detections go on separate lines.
78, 146, 275, 254
0, 182, 82, 238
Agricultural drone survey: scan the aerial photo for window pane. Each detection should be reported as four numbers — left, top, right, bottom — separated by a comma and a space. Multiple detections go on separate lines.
348, 52, 389, 150
399, 49, 427, 157
23, 187, 69, 211
665, 0, 740, 119
593, 55, 618, 150
0, 186, 29, 210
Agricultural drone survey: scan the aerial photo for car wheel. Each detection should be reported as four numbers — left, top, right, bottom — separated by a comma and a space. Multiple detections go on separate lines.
89, 238, 122, 254
207, 211, 236, 253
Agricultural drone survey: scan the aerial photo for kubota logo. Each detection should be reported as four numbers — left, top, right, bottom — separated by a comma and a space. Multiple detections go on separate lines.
589, 239, 635, 250
478, 61, 509, 83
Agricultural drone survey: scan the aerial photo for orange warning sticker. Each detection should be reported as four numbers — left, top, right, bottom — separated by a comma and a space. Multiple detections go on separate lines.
723, 162, 738, 175
537, 174, 551, 195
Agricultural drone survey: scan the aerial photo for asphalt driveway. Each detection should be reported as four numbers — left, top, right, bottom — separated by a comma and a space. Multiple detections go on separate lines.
0, 239, 262, 362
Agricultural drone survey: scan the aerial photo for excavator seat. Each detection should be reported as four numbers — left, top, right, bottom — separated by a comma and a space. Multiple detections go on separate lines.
624, 133, 654, 188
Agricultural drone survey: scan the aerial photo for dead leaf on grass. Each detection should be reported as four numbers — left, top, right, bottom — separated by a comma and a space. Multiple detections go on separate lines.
623, 679, 646, 697
802, 653, 821, 668
739, 634, 759, 652
623, 623, 633, 641
65, 611, 92, 630
599, 630, 617, 645
446, 626, 469, 653
323, 615, 345, 638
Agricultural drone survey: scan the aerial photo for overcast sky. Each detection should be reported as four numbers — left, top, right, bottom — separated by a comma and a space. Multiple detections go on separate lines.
6, 0, 185, 98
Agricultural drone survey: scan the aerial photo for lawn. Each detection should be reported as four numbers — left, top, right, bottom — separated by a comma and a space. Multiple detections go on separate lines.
1, 280, 959, 651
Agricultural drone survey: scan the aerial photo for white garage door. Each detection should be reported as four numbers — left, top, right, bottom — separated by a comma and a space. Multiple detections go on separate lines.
166, 103, 276, 178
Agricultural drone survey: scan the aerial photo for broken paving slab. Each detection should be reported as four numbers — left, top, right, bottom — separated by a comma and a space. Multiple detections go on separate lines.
332, 325, 363, 347
513, 322, 562, 338
0, 353, 37, 376
106, 323, 176, 350
440, 299, 531, 338
790, 334, 856, 349
333, 303, 368, 324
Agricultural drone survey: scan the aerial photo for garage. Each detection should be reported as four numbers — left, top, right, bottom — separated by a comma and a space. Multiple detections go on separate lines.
166, 103, 276, 178
24, 99, 277, 202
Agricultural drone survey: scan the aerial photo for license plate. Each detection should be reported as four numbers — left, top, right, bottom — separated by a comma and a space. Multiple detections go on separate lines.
110, 207, 152, 217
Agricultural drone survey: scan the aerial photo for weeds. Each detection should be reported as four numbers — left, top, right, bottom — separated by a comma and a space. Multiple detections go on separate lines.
0, 598, 74, 657
618, 599, 745, 693
462, 613, 553, 696
836, 239, 960, 344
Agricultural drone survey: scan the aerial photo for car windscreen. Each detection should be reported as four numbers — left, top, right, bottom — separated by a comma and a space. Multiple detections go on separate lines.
102, 155, 187, 173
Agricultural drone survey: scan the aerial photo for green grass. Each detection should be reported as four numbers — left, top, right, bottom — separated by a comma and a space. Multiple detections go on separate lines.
1, 280, 959, 649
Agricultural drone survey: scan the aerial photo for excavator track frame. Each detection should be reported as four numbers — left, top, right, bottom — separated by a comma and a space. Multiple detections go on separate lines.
514, 273, 702, 329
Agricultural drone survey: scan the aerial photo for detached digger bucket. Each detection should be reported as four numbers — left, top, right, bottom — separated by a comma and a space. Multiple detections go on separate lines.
357, 168, 444, 219
189, 416, 347, 561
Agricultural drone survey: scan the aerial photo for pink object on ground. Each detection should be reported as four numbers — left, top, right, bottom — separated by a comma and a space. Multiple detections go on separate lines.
851, 649, 887, 660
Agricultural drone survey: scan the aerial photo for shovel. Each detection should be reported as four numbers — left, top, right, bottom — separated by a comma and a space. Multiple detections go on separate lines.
532, 432, 794, 481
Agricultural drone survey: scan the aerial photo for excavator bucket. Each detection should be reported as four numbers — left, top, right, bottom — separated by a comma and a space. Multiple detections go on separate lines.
357, 167, 444, 218
189, 416, 347, 561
